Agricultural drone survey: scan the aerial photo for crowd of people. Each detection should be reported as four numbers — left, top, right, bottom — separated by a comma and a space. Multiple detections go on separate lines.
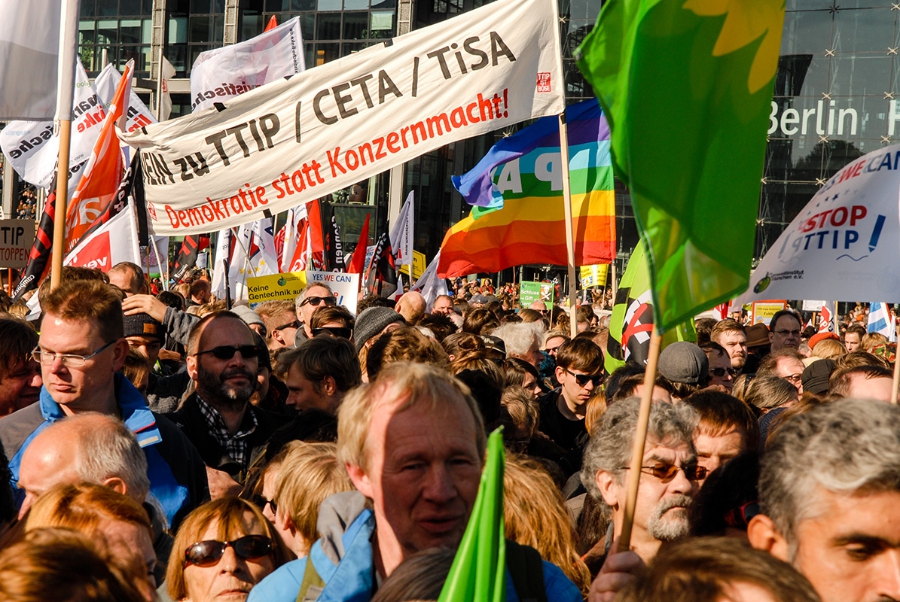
0, 262, 896, 602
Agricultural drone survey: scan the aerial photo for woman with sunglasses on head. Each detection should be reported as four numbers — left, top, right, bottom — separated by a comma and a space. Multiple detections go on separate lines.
166, 497, 290, 602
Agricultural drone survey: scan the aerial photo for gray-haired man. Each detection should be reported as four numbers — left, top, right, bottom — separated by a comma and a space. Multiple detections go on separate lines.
748, 398, 900, 602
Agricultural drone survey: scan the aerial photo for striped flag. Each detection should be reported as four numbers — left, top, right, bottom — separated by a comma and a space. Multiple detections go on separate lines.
438, 99, 615, 277
868, 302, 897, 342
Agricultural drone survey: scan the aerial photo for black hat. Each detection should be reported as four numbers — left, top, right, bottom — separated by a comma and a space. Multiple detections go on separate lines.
123, 313, 164, 342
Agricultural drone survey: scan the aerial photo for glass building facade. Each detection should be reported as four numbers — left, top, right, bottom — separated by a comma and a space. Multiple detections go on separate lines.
16, 0, 893, 275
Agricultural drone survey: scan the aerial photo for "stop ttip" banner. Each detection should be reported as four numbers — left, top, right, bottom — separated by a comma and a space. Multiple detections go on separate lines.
121, 0, 565, 236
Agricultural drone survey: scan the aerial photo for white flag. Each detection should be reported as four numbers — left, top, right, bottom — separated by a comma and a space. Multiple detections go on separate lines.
280, 204, 309, 272
159, 56, 177, 121
211, 228, 233, 300
390, 191, 415, 268
0, 0, 59, 120
229, 218, 278, 300
94, 63, 157, 133
189, 17, 305, 112
252, 217, 279, 276
65, 205, 141, 271
411, 250, 450, 311
0, 58, 101, 193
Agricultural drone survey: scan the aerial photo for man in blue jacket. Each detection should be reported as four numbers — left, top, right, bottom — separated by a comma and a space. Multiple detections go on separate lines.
0, 279, 208, 528
249, 362, 581, 602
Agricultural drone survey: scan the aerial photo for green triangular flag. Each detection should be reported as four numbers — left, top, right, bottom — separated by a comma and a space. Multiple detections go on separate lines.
438, 427, 506, 602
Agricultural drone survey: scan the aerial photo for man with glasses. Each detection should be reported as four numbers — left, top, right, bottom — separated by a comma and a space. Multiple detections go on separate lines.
537, 338, 605, 476
703, 342, 737, 393
757, 348, 806, 395
255, 300, 301, 352
167, 311, 280, 496
0, 280, 208, 529
294, 283, 336, 342
768, 309, 803, 351
582, 398, 700, 595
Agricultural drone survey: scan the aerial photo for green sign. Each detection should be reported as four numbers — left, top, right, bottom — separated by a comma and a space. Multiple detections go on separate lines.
519, 281, 554, 308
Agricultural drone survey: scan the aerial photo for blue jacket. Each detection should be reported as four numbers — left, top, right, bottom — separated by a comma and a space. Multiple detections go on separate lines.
248, 491, 582, 602
0, 373, 209, 528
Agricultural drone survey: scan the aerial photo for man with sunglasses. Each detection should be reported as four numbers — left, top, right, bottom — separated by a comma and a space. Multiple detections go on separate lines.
703, 342, 737, 393
582, 398, 700, 597
536, 338, 605, 477
255, 300, 301, 352
0, 279, 209, 530
295, 283, 336, 341
167, 311, 280, 495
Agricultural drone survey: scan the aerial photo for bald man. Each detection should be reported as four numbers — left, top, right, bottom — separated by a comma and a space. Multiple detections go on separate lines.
395, 291, 426, 326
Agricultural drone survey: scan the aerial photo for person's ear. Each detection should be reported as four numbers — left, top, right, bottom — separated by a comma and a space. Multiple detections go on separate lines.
747, 514, 790, 562
186, 354, 199, 380
322, 375, 337, 397
101, 476, 128, 498
345, 463, 373, 499
768, 330, 775, 344
111, 339, 130, 371
555, 365, 566, 386
595, 470, 621, 510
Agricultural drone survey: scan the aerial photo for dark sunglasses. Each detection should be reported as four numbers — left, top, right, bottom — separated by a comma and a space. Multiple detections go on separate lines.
273, 319, 301, 332
622, 462, 709, 482
196, 345, 259, 360
723, 501, 760, 529
565, 368, 604, 388
300, 295, 336, 307
709, 366, 738, 377
252, 494, 277, 515
184, 535, 273, 566
312, 326, 352, 339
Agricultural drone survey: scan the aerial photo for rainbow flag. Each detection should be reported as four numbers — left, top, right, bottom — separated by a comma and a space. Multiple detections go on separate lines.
437, 100, 615, 278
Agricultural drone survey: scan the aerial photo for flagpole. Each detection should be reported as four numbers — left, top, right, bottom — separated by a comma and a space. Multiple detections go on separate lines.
618, 327, 662, 551
558, 112, 578, 338
50, 0, 80, 290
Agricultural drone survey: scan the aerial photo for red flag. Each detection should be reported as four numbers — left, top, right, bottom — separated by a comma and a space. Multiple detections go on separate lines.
65, 60, 133, 253
347, 213, 370, 274
264, 15, 278, 31
274, 224, 286, 268
307, 199, 327, 271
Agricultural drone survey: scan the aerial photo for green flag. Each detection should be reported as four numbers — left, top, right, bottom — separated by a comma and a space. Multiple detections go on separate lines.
576, 0, 785, 332
606, 240, 696, 374
438, 428, 506, 602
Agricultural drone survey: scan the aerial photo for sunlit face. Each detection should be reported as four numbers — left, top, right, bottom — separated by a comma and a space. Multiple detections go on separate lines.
707, 351, 735, 392
694, 423, 747, 478
182, 513, 276, 602
127, 335, 162, 366
349, 398, 482, 565
844, 332, 862, 353
769, 316, 802, 351
432, 297, 453, 315
716, 330, 748, 369
774, 356, 805, 395
284, 364, 333, 414
790, 488, 900, 602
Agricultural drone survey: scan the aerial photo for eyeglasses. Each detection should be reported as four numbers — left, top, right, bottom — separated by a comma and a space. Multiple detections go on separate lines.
723, 501, 760, 529
545, 345, 563, 356
31, 340, 117, 368
620, 462, 709, 482
709, 366, 738, 378
273, 319, 301, 332
565, 368, 604, 388
252, 494, 278, 515
196, 345, 259, 360
783, 373, 802, 384
312, 326, 352, 339
184, 535, 273, 567
299, 295, 336, 308
773, 329, 801, 337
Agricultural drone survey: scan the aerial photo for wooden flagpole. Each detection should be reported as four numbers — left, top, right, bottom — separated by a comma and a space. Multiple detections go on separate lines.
558, 112, 578, 338
49, 0, 80, 290
617, 327, 662, 551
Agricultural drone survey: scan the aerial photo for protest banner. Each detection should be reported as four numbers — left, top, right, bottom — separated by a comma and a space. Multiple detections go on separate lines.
750, 301, 787, 325
801, 300, 825, 312
398, 250, 426, 281
121, 0, 565, 236
580, 264, 609, 288
246, 271, 307, 307
0, 219, 36, 268
519, 281, 554, 308
307, 270, 360, 314
0, 0, 59, 120
94, 62, 156, 133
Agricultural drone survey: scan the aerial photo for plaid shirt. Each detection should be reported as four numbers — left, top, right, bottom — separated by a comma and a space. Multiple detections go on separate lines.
195, 396, 258, 470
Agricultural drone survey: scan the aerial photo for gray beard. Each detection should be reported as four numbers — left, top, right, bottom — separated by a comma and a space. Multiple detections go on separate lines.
647, 494, 692, 542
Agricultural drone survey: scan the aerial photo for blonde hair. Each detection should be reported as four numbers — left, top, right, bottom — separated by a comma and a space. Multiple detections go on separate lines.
274, 442, 353, 553
503, 456, 591, 593
812, 338, 845, 360
166, 497, 290, 601
25, 483, 151, 538
337, 362, 486, 472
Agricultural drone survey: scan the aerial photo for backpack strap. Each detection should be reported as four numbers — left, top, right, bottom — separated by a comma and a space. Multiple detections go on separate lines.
296, 555, 326, 602
506, 539, 548, 602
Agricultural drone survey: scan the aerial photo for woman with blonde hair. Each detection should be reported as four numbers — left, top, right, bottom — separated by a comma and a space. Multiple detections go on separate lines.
166, 497, 290, 602
504, 455, 591, 594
